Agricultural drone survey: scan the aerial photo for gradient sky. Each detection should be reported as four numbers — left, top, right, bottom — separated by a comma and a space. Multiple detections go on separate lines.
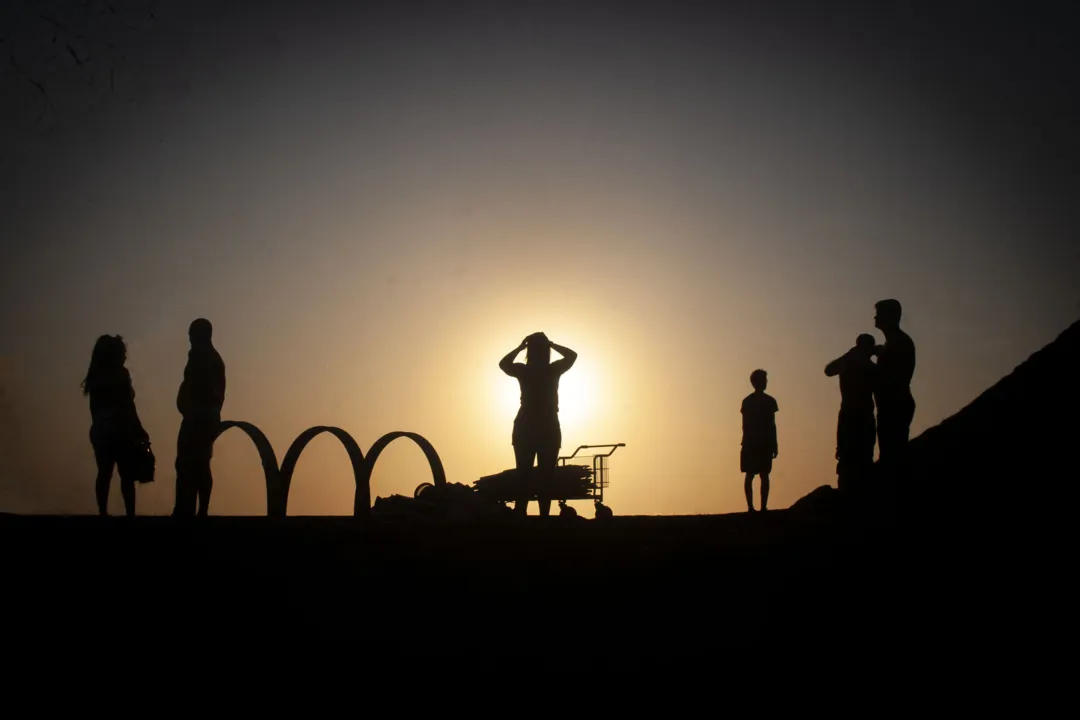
2, 0, 1078, 515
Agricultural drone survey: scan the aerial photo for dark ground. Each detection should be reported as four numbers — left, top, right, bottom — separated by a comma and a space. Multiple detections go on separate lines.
0, 502, 984, 660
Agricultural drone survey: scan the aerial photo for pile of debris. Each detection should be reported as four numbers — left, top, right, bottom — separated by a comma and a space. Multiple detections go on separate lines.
473, 464, 594, 502
371, 481, 511, 520
370, 464, 599, 520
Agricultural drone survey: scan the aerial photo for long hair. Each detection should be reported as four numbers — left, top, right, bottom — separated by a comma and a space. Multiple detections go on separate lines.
526, 334, 551, 365
81, 335, 127, 396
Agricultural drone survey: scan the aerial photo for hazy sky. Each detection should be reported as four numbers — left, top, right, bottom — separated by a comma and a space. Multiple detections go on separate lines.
2, 0, 1078, 515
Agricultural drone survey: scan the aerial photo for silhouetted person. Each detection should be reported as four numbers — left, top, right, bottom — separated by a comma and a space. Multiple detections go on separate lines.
499, 332, 577, 517
82, 334, 148, 516
741, 369, 778, 512
825, 333, 878, 495
173, 318, 226, 518
871, 300, 916, 472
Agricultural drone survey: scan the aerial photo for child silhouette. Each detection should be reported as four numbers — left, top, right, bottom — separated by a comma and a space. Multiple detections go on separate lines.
740, 369, 778, 512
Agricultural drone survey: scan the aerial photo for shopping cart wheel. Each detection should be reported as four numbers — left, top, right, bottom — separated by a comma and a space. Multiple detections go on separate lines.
558, 500, 578, 518
594, 502, 613, 520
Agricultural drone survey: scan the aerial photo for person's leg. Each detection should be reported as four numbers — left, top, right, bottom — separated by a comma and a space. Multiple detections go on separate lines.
93, 440, 116, 516
176, 416, 207, 518
173, 461, 192, 516
117, 452, 136, 517
110, 430, 139, 517
195, 434, 213, 517
836, 415, 850, 493
196, 465, 212, 516
858, 417, 877, 497
760, 473, 770, 511
175, 466, 197, 516
536, 444, 559, 518
513, 443, 534, 515
876, 410, 896, 467
120, 477, 136, 516
877, 404, 913, 507
174, 420, 197, 517
744, 473, 755, 511
901, 396, 915, 442
196, 418, 222, 516
897, 398, 915, 478
841, 415, 869, 498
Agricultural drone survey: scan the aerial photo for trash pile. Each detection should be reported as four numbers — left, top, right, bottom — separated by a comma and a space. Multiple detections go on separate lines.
371, 480, 512, 520
370, 464, 599, 520
473, 464, 594, 502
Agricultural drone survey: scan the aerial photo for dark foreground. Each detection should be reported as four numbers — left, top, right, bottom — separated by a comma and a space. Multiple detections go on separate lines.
0, 500, 993, 660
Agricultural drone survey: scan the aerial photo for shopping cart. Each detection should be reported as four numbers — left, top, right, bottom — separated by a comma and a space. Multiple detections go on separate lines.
472, 442, 626, 519
556, 443, 624, 518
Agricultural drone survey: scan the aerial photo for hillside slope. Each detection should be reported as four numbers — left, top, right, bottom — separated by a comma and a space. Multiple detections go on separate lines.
905, 318, 1079, 508
795, 318, 1079, 524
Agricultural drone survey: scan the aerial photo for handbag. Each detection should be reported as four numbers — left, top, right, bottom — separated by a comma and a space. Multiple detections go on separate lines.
130, 435, 157, 485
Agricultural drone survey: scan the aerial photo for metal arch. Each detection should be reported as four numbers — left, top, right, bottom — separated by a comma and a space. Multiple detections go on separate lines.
278, 426, 368, 518
215, 421, 282, 517
359, 431, 447, 516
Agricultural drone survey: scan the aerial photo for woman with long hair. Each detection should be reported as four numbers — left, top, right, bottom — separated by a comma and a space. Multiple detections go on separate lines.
82, 334, 148, 516
499, 332, 578, 516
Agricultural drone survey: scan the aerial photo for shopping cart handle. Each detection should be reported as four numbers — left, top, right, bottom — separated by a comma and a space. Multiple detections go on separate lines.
559, 443, 626, 461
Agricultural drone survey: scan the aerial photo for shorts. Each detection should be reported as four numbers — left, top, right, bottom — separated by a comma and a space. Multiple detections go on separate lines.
740, 445, 773, 475
512, 412, 561, 454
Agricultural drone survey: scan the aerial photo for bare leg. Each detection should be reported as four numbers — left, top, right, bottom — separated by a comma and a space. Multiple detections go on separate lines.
760, 473, 770, 511
744, 473, 755, 512
95, 464, 113, 516
120, 476, 136, 516
173, 457, 196, 517
196, 423, 218, 517
174, 423, 193, 517
513, 444, 534, 515
93, 441, 114, 516
196, 465, 213, 517
536, 445, 559, 518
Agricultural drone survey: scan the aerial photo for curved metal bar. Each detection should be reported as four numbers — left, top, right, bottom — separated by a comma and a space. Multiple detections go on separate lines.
216, 421, 282, 517
359, 431, 447, 516
278, 426, 368, 517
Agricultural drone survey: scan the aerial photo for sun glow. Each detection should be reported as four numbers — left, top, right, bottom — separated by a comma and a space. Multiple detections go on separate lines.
496, 354, 599, 433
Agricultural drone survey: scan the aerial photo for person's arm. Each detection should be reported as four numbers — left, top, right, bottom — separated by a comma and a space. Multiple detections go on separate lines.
122, 370, 149, 441
771, 400, 779, 457
549, 340, 578, 374
499, 338, 528, 377
124, 368, 136, 402
176, 363, 190, 415
903, 339, 916, 384
824, 348, 855, 377
124, 370, 142, 422
214, 359, 226, 412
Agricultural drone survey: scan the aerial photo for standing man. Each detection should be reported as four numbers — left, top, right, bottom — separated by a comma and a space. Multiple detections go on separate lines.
825, 333, 878, 495
871, 299, 916, 472
740, 369, 779, 513
173, 318, 226, 517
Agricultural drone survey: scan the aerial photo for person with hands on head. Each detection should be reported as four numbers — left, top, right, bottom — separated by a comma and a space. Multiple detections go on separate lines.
499, 332, 578, 517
